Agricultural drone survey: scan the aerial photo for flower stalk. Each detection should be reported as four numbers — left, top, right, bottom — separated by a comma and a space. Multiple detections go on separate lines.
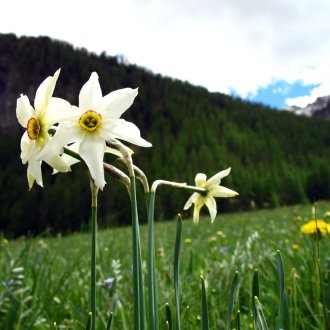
130, 175, 146, 330
90, 178, 99, 330
146, 190, 159, 330
106, 137, 147, 329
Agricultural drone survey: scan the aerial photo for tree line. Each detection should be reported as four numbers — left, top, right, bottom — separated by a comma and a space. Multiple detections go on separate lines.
0, 34, 329, 237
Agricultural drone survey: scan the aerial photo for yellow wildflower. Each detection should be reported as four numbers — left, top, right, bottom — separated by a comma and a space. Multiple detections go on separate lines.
300, 219, 330, 237
292, 243, 299, 250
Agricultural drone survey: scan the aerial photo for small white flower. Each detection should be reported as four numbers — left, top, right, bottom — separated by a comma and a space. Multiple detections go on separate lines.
38, 72, 151, 189
184, 168, 238, 224
16, 69, 71, 189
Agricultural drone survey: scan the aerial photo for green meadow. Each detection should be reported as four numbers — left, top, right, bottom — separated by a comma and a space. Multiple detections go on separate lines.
1, 201, 330, 329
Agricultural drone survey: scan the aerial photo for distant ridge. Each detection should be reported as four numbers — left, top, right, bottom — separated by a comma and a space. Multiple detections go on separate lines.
284, 95, 330, 120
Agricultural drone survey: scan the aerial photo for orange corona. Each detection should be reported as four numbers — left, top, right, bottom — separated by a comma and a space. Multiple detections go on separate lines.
27, 117, 40, 140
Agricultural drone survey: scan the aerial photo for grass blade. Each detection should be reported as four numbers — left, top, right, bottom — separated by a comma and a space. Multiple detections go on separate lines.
252, 269, 259, 330
174, 214, 183, 330
276, 250, 285, 329
183, 306, 190, 329
254, 297, 269, 330
187, 250, 194, 275
226, 271, 239, 330
85, 312, 92, 330
106, 312, 113, 330
236, 310, 240, 330
201, 275, 209, 330
166, 303, 173, 330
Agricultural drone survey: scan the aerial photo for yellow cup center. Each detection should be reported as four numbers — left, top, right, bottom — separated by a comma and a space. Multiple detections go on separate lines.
27, 117, 40, 140
79, 110, 102, 132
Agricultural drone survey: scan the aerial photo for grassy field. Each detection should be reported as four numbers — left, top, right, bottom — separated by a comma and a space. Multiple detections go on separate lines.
1, 201, 330, 329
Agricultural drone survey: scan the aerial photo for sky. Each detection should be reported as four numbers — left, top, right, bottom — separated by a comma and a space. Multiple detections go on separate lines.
1, 0, 330, 109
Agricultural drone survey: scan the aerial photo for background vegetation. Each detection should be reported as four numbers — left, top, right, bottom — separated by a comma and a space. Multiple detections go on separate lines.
0, 33, 330, 237
1, 202, 330, 329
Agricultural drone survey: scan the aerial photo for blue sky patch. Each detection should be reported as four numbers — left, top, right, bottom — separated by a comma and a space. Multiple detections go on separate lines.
231, 80, 319, 109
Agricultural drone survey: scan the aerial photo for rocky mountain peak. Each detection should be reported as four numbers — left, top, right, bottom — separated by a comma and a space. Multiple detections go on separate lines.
285, 95, 330, 120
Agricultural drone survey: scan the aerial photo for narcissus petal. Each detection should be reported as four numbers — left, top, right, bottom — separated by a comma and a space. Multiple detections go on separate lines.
79, 136, 107, 190
79, 72, 102, 110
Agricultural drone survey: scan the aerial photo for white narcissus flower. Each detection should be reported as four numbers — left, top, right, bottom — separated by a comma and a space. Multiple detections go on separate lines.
37, 72, 151, 189
184, 168, 238, 224
16, 69, 71, 189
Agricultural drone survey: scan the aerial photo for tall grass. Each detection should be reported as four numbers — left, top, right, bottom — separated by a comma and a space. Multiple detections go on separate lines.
1, 201, 330, 329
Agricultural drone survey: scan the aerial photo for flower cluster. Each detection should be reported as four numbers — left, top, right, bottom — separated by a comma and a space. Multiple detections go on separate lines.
16, 70, 151, 189
17, 70, 239, 224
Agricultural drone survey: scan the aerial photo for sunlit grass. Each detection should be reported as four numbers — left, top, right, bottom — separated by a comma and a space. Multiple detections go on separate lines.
1, 201, 330, 329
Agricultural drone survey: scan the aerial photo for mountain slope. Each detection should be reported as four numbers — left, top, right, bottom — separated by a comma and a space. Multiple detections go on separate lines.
285, 95, 330, 120
1, 33, 330, 236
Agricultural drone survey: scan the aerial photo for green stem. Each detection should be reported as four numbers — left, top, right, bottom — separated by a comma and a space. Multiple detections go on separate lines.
147, 191, 159, 330
314, 230, 330, 330
63, 147, 83, 161
131, 175, 146, 330
312, 205, 330, 330
90, 180, 99, 330
181, 185, 207, 195
201, 276, 209, 330
151, 181, 207, 196
174, 215, 182, 330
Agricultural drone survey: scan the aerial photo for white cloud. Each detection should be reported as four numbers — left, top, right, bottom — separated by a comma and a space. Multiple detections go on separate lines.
285, 64, 330, 107
1, 0, 330, 107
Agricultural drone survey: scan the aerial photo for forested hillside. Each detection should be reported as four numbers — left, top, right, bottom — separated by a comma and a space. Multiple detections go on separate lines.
1, 33, 330, 237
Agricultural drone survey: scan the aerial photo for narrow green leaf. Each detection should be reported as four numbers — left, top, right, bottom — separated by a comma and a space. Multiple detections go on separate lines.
226, 271, 239, 330
276, 250, 285, 329
254, 297, 269, 330
106, 312, 113, 330
201, 276, 209, 330
85, 312, 92, 330
295, 280, 323, 328
174, 214, 183, 330
166, 303, 173, 330
282, 292, 291, 330
183, 306, 190, 329
252, 269, 259, 330
187, 250, 194, 275
236, 310, 241, 330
